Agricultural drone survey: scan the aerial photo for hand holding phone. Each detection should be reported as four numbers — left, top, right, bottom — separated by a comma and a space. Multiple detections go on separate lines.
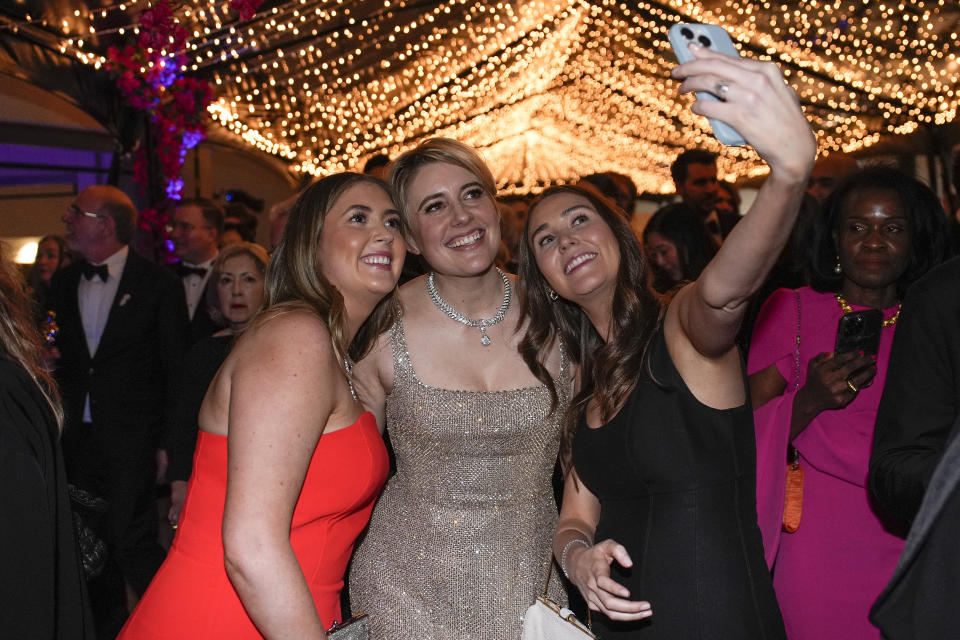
834, 309, 883, 356
668, 23, 746, 146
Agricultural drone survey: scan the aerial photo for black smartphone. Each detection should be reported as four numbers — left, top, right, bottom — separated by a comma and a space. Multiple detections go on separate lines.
834, 309, 883, 356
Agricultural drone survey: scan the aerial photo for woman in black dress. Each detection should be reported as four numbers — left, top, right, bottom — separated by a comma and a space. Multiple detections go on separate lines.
0, 245, 94, 639
167, 241, 270, 526
517, 47, 815, 638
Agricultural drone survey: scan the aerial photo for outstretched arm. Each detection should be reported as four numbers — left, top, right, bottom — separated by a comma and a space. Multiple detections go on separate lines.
671, 45, 816, 359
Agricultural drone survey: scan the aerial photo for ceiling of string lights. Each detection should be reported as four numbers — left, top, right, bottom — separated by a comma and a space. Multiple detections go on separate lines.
2, 0, 960, 194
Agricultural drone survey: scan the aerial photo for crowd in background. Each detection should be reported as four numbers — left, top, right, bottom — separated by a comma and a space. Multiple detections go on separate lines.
3, 53, 960, 640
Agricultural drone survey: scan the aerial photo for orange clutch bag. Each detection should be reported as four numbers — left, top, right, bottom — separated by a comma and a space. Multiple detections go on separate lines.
782, 446, 803, 533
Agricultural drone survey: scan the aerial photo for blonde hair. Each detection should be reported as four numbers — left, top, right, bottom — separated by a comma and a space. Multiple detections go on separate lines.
261, 172, 400, 366
208, 242, 271, 327
389, 137, 497, 228
0, 245, 63, 429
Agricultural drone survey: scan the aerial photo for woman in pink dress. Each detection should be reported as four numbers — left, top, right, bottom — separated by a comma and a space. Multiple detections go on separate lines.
748, 166, 950, 639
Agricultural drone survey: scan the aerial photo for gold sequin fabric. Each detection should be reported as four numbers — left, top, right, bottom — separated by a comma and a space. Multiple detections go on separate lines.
350, 317, 569, 639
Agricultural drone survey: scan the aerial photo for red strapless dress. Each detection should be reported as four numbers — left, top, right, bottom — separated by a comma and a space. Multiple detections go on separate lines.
118, 412, 388, 639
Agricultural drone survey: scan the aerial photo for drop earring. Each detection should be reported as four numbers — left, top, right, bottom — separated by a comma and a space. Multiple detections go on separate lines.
834, 256, 842, 275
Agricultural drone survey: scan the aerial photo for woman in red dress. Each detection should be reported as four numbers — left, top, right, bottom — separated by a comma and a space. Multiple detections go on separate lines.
118, 172, 405, 639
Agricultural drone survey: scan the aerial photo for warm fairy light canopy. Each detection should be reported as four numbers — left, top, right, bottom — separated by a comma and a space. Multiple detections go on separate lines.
4, 0, 959, 194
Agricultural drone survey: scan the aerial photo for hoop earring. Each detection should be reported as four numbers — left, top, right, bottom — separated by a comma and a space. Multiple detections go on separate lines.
547, 287, 559, 302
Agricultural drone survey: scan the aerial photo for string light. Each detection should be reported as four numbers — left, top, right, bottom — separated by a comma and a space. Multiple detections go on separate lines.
4, 0, 959, 193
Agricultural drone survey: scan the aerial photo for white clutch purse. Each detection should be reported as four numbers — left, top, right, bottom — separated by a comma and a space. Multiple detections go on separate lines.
522, 596, 597, 640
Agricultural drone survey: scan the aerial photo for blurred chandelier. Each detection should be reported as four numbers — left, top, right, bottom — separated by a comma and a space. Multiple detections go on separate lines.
4, 0, 959, 194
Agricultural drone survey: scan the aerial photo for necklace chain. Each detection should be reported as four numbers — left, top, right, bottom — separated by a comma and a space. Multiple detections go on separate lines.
426, 268, 511, 346
343, 357, 358, 402
835, 293, 901, 327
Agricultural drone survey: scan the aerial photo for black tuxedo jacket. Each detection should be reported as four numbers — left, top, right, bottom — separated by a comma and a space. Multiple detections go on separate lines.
167, 263, 223, 347
870, 413, 960, 638
869, 257, 960, 639
50, 250, 188, 454
870, 257, 960, 524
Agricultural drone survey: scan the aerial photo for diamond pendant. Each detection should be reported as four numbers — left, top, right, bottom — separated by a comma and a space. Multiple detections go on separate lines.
480, 327, 492, 346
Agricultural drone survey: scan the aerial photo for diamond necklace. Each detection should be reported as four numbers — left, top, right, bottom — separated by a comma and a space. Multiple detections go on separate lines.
426, 268, 511, 346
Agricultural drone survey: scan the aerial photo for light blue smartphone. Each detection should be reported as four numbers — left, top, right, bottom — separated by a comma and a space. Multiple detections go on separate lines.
668, 23, 746, 146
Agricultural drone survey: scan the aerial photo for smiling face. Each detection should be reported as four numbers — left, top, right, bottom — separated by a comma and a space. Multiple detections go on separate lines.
404, 162, 501, 277
527, 190, 621, 308
318, 181, 406, 308
216, 254, 265, 327
836, 187, 912, 294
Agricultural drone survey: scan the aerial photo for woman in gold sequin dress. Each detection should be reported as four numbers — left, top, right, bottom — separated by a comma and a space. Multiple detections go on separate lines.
349, 138, 569, 639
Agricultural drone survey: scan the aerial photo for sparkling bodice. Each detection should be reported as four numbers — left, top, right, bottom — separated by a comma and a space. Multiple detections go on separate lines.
350, 316, 570, 639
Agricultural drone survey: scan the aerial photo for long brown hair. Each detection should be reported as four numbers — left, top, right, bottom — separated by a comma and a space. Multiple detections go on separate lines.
261, 172, 401, 370
517, 185, 661, 473
0, 246, 63, 428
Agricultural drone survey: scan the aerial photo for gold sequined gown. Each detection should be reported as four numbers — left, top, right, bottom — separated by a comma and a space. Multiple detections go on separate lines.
350, 318, 569, 639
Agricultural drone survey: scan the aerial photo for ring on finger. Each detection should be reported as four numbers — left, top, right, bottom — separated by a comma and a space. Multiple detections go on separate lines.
714, 80, 730, 101
845, 378, 858, 394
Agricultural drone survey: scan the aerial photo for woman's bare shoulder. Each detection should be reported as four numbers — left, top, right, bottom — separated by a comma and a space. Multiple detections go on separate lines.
232, 307, 333, 366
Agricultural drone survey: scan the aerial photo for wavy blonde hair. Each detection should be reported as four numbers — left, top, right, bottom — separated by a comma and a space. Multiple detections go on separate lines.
389, 137, 497, 228
0, 246, 63, 429
261, 172, 401, 370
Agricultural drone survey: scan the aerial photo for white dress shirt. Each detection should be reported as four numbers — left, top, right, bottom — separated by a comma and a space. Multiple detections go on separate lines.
78, 245, 128, 421
180, 256, 216, 320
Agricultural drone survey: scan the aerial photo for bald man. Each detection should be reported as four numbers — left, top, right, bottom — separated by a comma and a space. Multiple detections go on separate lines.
51, 185, 187, 635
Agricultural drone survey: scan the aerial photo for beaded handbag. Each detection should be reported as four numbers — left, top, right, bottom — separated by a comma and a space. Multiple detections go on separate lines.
327, 613, 369, 640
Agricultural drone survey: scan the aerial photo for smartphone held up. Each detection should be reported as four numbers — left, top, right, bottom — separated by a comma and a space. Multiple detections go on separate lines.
668, 23, 747, 146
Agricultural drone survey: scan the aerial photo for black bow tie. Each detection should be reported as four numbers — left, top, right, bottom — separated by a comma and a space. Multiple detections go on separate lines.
82, 263, 109, 282
176, 263, 208, 279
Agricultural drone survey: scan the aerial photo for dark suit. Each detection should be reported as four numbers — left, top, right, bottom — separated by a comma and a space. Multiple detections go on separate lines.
870, 257, 960, 524
869, 257, 960, 638
870, 414, 960, 638
50, 250, 187, 633
168, 263, 222, 346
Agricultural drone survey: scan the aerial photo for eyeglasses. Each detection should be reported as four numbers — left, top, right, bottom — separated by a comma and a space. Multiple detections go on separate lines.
165, 221, 195, 233
165, 221, 215, 234
66, 204, 105, 220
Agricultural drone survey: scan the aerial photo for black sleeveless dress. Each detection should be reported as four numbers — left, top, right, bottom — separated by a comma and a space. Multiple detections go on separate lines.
574, 327, 785, 639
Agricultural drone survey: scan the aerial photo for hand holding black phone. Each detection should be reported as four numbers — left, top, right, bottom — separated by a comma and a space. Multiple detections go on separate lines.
835, 310, 883, 356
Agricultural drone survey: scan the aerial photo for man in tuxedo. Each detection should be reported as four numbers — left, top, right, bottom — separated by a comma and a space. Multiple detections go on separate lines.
51, 185, 187, 637
869, 256, 960, 638
168, 198, 223, 346
670, 149, 739, 243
